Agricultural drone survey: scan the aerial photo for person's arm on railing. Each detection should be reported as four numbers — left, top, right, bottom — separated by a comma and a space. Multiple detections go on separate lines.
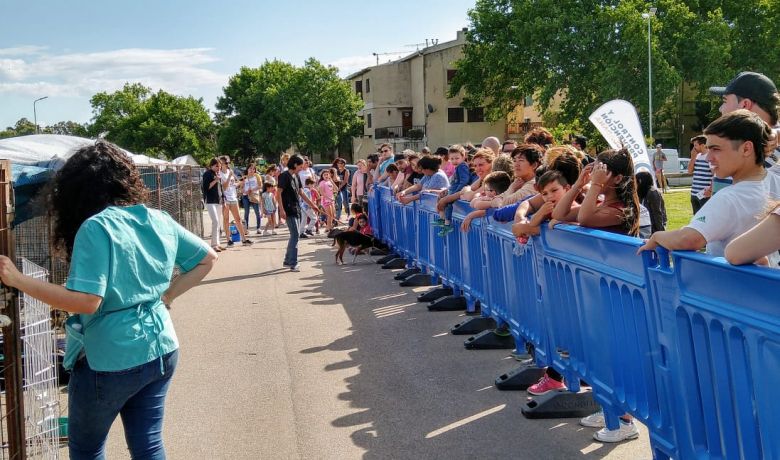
460, 209, 486, 231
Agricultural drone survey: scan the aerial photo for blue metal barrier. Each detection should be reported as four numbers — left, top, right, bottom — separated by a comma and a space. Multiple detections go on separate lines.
367, 189, 780, 460
367, 188, 381, 241
420, 193, 447, 280
648, 251, 780, 460
379, 186, 394, 248
537, 224, 675, 457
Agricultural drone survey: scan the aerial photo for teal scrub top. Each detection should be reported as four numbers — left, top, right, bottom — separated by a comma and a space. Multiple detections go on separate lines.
65, 205, 209, 372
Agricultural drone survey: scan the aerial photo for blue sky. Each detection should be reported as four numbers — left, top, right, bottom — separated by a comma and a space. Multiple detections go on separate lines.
0, 0, 475, 129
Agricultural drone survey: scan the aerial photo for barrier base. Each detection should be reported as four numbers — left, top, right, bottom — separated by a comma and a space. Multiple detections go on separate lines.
450, 316, 496, 335
521, 390, 601, 419
428, 295, 466, 311
465, 301, 482, 316
369, 248, 388, 256
464, 330, 515, 350
381, 258, 407, 269
417, 286, 453, 303
394, 267, 421, 280
495, 364, 546, 391
399, 273, 433, 287
376, 253, 399, 265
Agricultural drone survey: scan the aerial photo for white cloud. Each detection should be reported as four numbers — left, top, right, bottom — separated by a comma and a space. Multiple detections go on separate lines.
328, 53, 408, 77
0, 46, 227, 99
0, 45, 48, 57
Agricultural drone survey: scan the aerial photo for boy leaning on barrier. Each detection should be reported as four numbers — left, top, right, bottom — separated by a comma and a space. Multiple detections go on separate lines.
638, 110, 780, 267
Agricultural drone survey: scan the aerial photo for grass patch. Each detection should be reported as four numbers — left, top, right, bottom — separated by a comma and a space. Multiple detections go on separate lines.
663, 189, 693, 230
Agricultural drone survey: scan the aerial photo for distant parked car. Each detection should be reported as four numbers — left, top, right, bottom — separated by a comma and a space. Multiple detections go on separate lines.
312, 163, 358, 179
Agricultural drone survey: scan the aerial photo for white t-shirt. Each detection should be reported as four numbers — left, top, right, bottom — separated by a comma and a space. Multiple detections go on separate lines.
687, 178, 778, 263
243, 174, 259, 194
220, 171, 238, 202
298, 168, 315, 186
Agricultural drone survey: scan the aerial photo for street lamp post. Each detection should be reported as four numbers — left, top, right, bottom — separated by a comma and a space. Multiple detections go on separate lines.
642, 7, 657, 142
33, 96, 49, 134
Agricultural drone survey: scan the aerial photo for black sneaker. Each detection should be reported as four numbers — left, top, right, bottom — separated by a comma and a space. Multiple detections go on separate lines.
227, 240, 235, 247
242, 239, 253, 245
305, 229, 314, 236
299, 233, 309, 239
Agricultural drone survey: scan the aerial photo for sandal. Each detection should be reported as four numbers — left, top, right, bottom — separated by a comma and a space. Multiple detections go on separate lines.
212, 246, 223, 252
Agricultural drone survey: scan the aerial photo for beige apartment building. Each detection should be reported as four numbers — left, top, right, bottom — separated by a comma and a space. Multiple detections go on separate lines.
346, 28, 545, 160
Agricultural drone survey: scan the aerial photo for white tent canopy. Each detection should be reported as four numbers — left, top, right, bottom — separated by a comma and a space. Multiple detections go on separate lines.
171, 154, 199, 166
0, 134, 179, 167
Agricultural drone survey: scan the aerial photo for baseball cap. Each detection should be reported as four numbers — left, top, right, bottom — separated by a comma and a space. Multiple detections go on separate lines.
710, 72, 778, 110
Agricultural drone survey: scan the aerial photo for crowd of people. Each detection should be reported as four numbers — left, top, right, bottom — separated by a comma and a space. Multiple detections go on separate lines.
362, 70, 780, 444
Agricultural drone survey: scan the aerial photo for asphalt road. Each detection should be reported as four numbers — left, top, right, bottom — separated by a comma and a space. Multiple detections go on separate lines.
98, 223, 652, 459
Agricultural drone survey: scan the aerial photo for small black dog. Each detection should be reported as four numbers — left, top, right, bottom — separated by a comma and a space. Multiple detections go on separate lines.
332, 231, 375, 265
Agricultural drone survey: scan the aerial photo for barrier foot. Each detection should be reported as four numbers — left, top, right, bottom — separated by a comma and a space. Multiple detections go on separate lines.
399, 273, 433, 287
381, 258, 407, 269
495, 364, 546, 391
427, 295, 466, 311
370, 248, 388, 256
394, 267, 421, 280
521, 389, 600, 419
376, 253, 399, 265
417, 286, 453, 303
464, 330, 515, 350
450, 316, 496, 335
465, 300, 482, 316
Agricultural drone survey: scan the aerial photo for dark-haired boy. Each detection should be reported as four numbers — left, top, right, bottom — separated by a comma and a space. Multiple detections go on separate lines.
639, 110, 780, 266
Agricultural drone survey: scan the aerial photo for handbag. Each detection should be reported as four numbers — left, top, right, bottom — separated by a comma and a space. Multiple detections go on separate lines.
249, 190, 261, 204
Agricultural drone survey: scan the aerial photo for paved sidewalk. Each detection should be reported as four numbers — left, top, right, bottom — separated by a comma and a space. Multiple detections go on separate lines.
99, 222, 652, 459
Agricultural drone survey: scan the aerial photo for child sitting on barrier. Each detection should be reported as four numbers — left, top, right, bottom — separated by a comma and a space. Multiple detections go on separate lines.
540, 147, 641, 443
460, 171, 512, 231
396, 156, 450, 205
434, 145, 474, 236
725, 201, 780, 265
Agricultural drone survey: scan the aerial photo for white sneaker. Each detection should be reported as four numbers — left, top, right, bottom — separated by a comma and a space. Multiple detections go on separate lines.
580, 410, 605, 428
263, 230, 270, 236
256, 229, 262, 235
290, 264, 300, 272
593, 420, 640, 443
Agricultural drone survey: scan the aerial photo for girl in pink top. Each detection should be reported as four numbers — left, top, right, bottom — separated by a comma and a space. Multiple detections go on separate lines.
319, 169, 336, 231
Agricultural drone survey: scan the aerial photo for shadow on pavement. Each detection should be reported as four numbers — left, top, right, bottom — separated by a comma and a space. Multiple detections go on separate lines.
299, 245, 635, 459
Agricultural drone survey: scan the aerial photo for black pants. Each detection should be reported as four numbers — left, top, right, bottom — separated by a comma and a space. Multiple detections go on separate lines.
690, 195, 709, 215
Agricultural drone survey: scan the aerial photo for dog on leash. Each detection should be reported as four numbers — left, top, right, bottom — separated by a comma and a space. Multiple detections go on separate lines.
332, 230, 375, 265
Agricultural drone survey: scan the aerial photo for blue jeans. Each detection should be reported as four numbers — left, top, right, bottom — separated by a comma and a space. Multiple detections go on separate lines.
242, 195, 261, 230
284, 215, 300, 265
68, 350, 179, 460
335, 188, 349, 220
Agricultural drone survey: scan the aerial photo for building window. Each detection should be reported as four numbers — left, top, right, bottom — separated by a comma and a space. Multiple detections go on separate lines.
447, 107, 464, 123
467, 107, 485, 122
367, 113, 372, 128
366, 78, 371, 93
446, 69, 458, 84
524, 95, 533, 107
355, 80, 363, 97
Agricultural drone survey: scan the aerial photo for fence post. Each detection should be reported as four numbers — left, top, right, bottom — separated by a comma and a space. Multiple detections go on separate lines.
0, 159, 26, 458
156, 169, 162, 210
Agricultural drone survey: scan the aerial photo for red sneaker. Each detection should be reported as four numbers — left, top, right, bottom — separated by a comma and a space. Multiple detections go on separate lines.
527, 374, 566, 396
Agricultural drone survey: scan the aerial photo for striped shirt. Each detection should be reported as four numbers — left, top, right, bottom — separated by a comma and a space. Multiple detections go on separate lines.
691, 152, 713, 195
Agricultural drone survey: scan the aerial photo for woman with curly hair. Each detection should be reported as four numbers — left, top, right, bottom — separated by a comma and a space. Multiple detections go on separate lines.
0, 141, 217, 459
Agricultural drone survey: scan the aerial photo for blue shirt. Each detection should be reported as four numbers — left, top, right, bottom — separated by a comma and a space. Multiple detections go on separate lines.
448, 162, 473, 194
420, 170, 450, 191
378, 157, 394, 175
65, 205, 209, 371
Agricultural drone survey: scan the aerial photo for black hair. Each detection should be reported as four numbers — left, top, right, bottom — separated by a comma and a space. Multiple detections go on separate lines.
386, 163, 399, 173
703, 109, 772, 165
635, 171, 654, 201
691, 135, 707, 145
434, 147, 449, 157
46, 141, 147, 258
305, 178, 315, 185
367, 153, 380, 163
244, 162, 257, 176
287, 155, 304, 170
549, 151, 582, 187
209, 158, 220, 168
596, 148, 640, 236
537, 170, 568, 190
573, 135, 588, 149
350, 203, 363, 214
511, 143, 545, 166
417, 156, 442, 171
263, 182, 275, 192
534, 165, 549, 182
482, 171, 512, 194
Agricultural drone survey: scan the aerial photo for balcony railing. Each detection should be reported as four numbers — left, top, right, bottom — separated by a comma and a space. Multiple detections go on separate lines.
374, 125, 426, 140
506, 121, 544, 135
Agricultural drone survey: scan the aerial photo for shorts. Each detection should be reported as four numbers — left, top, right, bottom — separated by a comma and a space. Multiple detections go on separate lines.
264, 210, 275, 216
224, 200, 239, 205
322, 200, 334, 207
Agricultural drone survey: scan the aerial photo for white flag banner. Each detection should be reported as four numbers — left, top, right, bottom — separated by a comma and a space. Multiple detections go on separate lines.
588, 100, 652, 173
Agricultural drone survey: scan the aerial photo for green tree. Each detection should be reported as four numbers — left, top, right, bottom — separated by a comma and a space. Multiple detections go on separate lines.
451, 0, 780, 140
45, 121, 89, 137
217, 59, 363, 163
88, 83, 216, 162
